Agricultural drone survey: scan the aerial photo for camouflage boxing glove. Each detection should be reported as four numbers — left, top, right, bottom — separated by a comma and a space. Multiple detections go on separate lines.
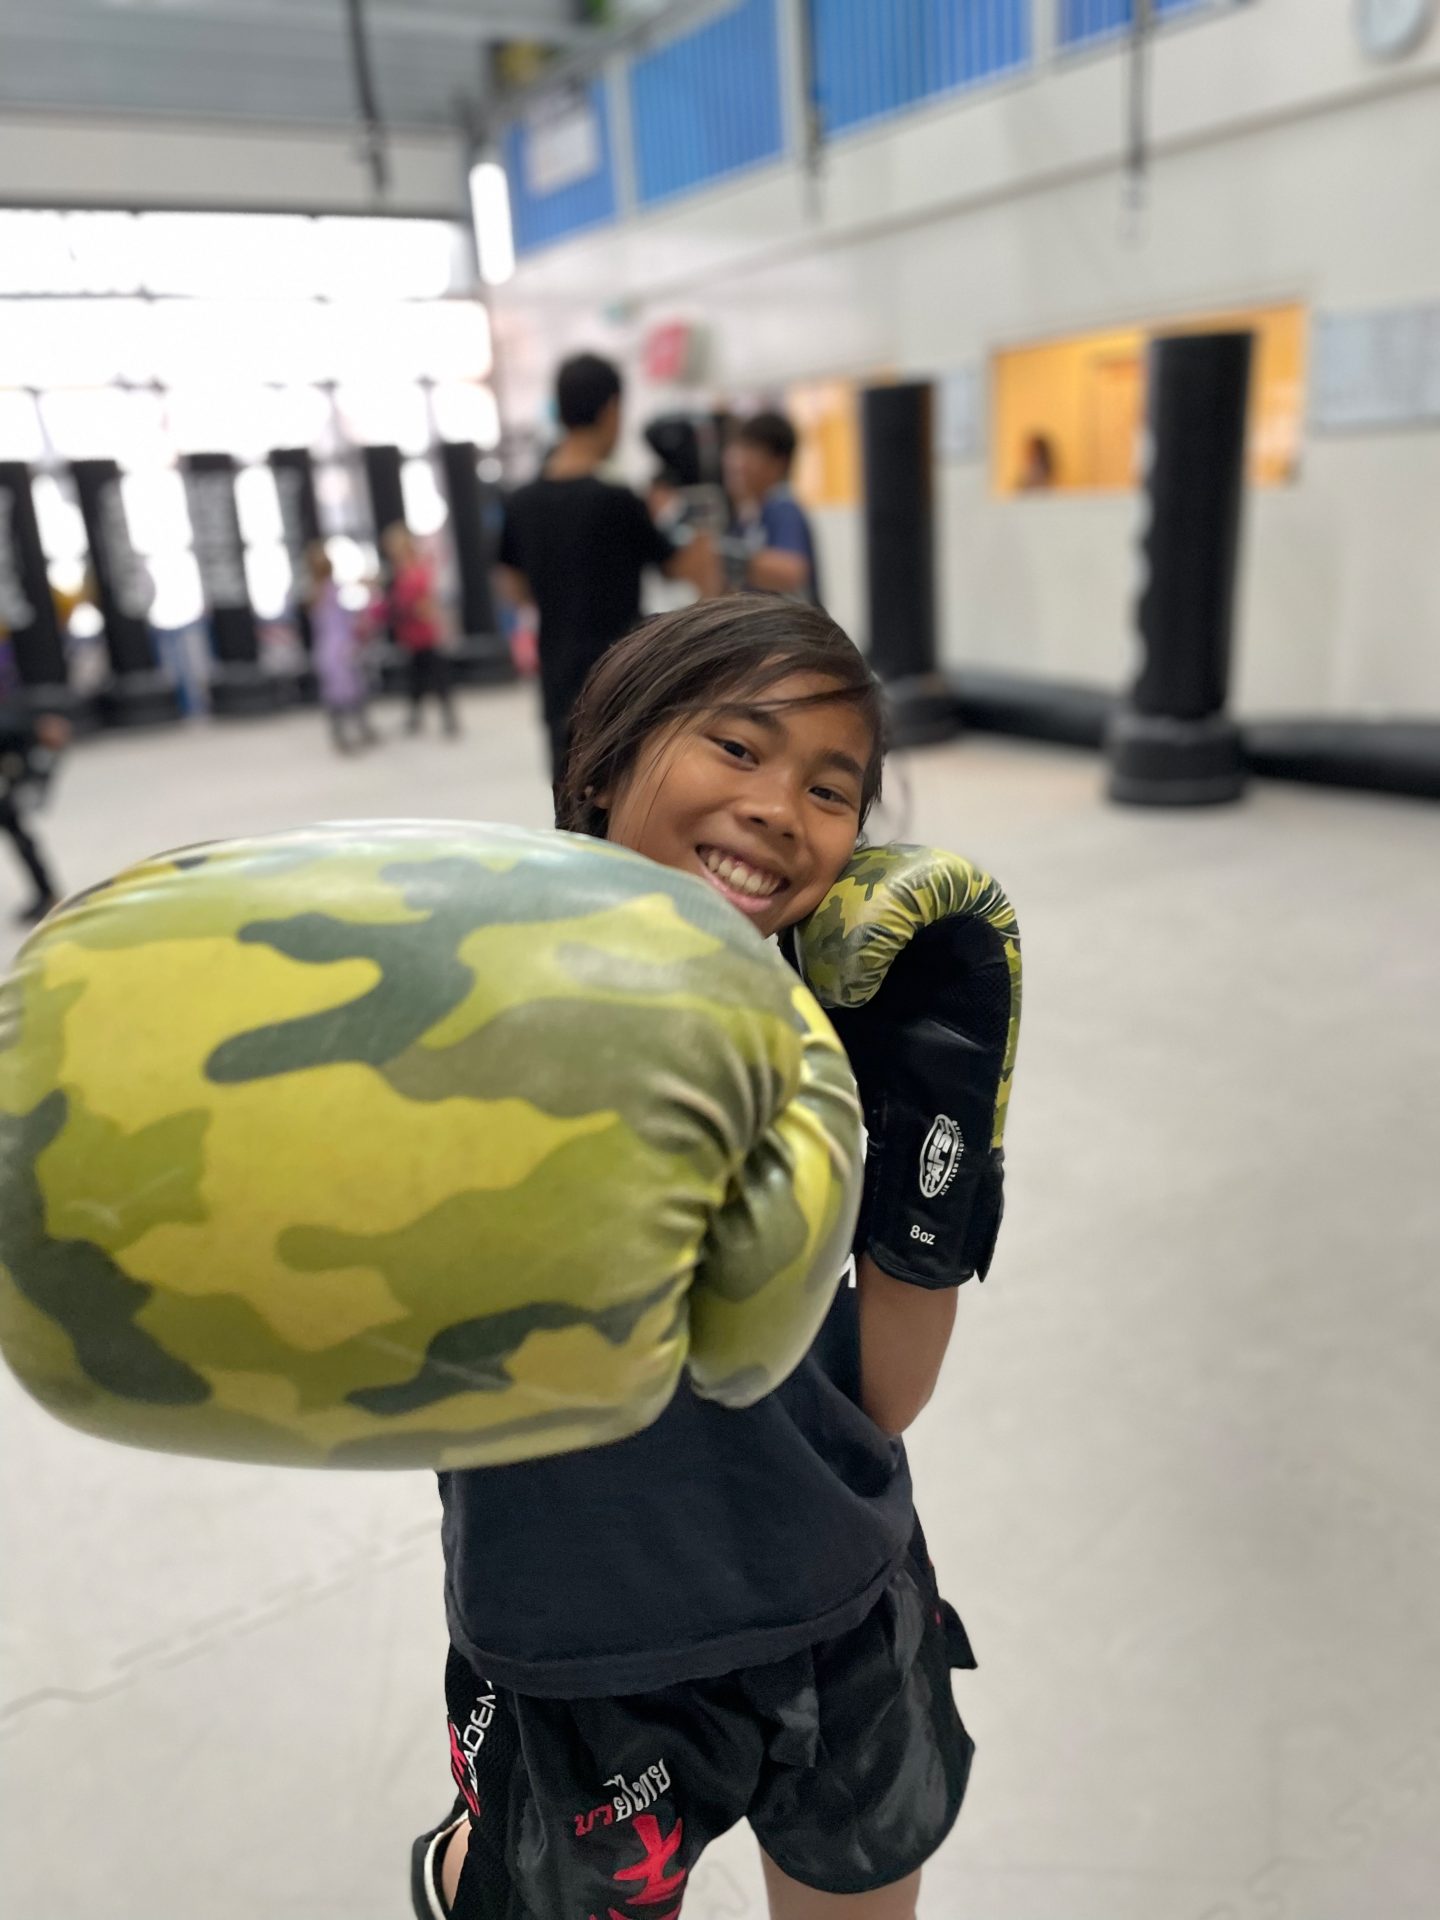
796, 844, 1021, 1287
0, 822, 862, 1469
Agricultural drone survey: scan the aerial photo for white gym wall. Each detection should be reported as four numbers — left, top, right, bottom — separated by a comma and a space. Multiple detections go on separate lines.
493, 0, 1440, 720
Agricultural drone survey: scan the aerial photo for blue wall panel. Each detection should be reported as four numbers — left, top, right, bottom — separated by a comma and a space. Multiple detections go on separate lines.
1057, 0, 1208, 48
505, 79, 618, 256
630, 0, 785, 208
504, 2, 1221, 255
812, 0, 1031, 137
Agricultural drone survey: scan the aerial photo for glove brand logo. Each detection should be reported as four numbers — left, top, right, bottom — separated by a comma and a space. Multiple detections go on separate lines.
919, 1115, 964, 1200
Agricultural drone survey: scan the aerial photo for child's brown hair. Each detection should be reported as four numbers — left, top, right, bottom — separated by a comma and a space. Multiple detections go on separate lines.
555, 594, 884, 840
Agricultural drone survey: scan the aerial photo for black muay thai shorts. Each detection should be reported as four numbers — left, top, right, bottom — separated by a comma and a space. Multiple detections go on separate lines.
425, 1524, 976, 1918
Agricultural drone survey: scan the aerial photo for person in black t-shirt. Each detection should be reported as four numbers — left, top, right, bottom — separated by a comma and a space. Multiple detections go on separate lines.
495, 352, 717, 784
412, 597, 986, 1920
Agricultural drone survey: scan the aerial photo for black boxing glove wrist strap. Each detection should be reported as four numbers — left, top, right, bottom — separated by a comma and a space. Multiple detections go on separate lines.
828, 916, 1013, 1289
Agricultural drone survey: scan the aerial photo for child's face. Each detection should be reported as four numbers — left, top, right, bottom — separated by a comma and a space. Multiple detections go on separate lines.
723, 439, 784, 506
603, 672, 872, 939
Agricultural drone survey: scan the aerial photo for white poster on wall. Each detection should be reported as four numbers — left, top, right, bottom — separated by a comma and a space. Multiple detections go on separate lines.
1419, 307, 1440, 419
938, 366, 984, 462
525, 90, 601, 196
1311, 305, 1440, 431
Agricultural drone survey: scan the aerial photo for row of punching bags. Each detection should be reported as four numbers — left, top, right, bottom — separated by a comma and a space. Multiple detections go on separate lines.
3, 336, 1251, 797
864, 331, 1253, 805
0, 441, 502, 724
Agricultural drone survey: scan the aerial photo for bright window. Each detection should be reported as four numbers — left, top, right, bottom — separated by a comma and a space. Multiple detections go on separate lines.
245, 542, 295, 619
122, 470, 193, 557
147, 550, 206, 628
313, 217, 462, 301
991, 304, 1308, 495
0, 390, 45, 463
2, 300, 155, 386
258, 386, 338, 456
401, 458, 449, 537
0, 207, 480, 630
784, 379, 862, 510
402, 302, 494, 382
334, 383, 432, 455
39, 388, 169, 467
139, 214, 321, 300
31, 474, 89, 562
165, 385, 271, 462
431, 382, 502, 451
235, 465, 285, 547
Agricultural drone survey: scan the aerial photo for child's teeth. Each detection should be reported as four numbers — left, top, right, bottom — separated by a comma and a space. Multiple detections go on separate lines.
703, 848, 777, 898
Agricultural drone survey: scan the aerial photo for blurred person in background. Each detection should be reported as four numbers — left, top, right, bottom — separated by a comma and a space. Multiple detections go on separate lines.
494, 351, 718, 785
307, 540, 377, 754
1017, 432, 1058, 492
721, 410, 821, 603
380, 523, 459, 739
0, 693, 68, 923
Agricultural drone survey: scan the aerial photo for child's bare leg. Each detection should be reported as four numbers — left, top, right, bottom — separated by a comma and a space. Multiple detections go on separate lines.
440, 1820, 470, 1908
760, 1848, 920, 1920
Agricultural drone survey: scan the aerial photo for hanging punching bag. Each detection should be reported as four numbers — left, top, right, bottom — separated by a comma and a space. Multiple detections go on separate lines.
438, 440, 513, 685
269, 446, 323, 693
183, 453, 284, 716
861, 382, 957, 748
72, 459, 181, 727
362, 443, 407, 687
0, 463, 74, 714
1106, 331, 1253, 805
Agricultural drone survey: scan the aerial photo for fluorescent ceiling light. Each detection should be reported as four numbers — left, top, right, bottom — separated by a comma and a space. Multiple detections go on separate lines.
469, 162, 515, 288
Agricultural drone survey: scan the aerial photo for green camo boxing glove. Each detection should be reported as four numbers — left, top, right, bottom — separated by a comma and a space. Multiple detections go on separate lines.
796, 843, 1022, 1288
0, 822, 862, 1469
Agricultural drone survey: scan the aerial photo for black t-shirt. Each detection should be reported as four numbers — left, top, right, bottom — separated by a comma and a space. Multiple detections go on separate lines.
498, 475, 674, 725
439, 1281, 916, 1698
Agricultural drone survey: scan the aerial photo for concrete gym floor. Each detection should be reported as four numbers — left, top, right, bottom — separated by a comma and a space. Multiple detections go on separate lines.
1, 684, 1437, 1920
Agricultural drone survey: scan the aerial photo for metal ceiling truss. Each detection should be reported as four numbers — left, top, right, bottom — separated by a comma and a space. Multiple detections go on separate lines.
0, 0, 607, 131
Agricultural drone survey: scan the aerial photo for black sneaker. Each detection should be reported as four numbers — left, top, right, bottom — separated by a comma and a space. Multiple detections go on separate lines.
410, 1796, 467, 1920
